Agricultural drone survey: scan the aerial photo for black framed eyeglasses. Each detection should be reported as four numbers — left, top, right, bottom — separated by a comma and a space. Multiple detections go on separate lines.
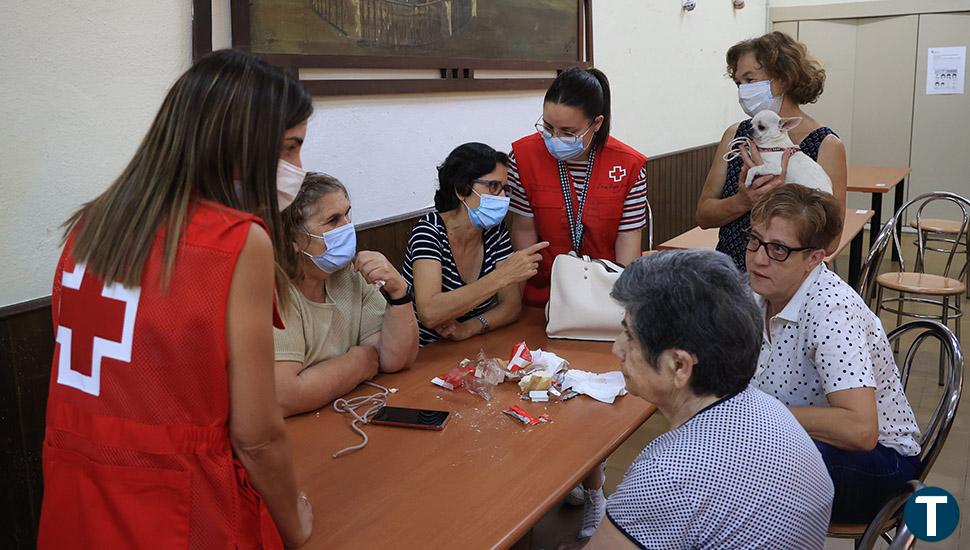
471, 178, 510, 195
741, 229, 814, 262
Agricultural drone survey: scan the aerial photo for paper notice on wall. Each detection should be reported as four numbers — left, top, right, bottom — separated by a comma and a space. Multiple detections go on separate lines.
926, 46, 965, 95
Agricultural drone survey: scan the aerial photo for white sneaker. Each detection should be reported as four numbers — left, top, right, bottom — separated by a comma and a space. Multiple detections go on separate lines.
565, 484, 585, 506
579, 487, 606, 539
566, 462, 607, 506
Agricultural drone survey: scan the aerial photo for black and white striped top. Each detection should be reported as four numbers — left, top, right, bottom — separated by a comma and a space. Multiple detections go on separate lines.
403, 211, 513, 346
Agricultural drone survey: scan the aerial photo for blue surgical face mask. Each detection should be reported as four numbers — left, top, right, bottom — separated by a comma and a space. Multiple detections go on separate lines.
738, 80, 783, 117
543, 135, 587, 161
463, 190, 510, 229
302, 222, 356, 273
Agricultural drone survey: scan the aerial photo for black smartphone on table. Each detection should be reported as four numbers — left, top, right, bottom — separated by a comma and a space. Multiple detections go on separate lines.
370, 406, 450, 431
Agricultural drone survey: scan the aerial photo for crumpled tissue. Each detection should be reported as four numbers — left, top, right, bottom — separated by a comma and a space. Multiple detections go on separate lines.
527, 349, 569, 375
560, 370, 628, 404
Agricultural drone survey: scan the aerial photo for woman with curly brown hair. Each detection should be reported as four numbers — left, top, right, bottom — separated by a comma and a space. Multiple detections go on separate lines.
696, 31, 847, 272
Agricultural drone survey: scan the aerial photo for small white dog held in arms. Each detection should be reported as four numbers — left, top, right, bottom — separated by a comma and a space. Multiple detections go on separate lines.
724, 110, 833, 194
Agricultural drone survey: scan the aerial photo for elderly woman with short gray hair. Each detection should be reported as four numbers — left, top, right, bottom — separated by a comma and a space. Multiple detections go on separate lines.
583, 249, 833, 550
272, 173, 419, 417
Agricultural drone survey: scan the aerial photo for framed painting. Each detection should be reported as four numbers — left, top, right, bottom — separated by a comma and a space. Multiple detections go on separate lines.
194, 0, 592, 95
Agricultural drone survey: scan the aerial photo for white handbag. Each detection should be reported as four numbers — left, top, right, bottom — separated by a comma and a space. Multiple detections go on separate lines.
545, 251, 625, 341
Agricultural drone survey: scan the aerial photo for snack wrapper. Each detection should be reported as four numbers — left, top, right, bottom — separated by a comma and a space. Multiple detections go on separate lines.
463, 351, 505, 401
503, 405, 550, 426
507, 341, 533, 373
431, 358, 474, 391
431, 352, 504, 401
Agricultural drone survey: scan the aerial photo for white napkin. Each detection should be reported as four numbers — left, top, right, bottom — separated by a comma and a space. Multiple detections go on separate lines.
561, 370, 628, 404
528, 349, 569, 375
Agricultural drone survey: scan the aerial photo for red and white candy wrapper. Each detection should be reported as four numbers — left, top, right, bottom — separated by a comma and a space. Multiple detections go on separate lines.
502, 405, 550, 426
431, 358, 474, 390
508, 341, 533, 372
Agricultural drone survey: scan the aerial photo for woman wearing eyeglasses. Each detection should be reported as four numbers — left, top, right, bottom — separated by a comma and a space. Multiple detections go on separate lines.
404, 143, 549, 346
746, 184, 920, 525
507, 68, 648, 306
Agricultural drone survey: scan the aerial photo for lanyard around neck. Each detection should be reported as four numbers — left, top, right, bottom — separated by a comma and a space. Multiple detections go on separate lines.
557, 147, 597, 253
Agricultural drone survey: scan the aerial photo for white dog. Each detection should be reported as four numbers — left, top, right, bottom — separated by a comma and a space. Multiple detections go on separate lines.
724, 110, 833, 194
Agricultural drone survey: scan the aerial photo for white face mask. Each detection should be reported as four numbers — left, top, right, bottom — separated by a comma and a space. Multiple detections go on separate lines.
276, 159, 306, 211
738, 80, 783, 117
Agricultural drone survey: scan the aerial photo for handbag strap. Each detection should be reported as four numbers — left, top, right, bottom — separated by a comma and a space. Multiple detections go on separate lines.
557, 147, 597, 253
592, 258, 624, 273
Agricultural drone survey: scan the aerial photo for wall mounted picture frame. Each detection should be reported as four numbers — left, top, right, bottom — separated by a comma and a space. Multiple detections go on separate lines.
193, 0, 592, 95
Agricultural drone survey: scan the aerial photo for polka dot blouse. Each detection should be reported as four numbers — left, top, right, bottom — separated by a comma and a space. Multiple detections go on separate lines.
753, 264, 921, 457
606, 387, 833, 549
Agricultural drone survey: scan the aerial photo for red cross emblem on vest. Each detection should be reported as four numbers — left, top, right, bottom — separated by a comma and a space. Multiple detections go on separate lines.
55, 262, 141, 397
609, 165, 627, 183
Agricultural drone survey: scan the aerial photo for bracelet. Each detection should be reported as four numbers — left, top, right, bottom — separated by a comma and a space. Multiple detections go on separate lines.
476, 314, 489, 334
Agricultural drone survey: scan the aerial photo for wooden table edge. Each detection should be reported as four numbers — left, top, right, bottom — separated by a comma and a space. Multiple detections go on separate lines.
495, 402, 659, 549
846, 165, 911, 193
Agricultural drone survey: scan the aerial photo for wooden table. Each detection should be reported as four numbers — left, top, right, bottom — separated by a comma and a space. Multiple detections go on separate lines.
847, 165, 911, 261
656, 208, 874, 288
287, 307, 656, 550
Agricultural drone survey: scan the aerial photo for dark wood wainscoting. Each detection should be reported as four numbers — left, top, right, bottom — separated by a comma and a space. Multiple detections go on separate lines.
645, 142, 719, 247
0, 142, 715, 548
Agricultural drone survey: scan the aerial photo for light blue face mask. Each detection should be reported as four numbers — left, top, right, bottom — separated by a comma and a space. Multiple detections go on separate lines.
543, 135, 586, 161
302, 222, 357, 273
738, 80, 783, 117
463, 190, 510, 229
540, 121, 596, 161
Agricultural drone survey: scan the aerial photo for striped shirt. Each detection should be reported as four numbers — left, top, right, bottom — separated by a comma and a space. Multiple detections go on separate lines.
403, 211, 513, 346
506, 151, 648, 231
607, 387, 833, 549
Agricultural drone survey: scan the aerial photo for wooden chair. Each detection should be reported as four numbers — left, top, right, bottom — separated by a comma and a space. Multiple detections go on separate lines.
826, 320, 964, 548
858, 192, 969, 385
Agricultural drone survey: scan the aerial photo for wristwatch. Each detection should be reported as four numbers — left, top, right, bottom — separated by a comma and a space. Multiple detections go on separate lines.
476, 314, 489, 334
380, 287, 414, 306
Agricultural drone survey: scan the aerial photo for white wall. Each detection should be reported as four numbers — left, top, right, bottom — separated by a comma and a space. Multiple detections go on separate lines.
0, 0, 766, 307
770, 0, 880, 5
0, 2, 192, 307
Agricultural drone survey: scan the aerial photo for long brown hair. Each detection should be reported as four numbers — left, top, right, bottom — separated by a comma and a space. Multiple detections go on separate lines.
63, 49, 312, 297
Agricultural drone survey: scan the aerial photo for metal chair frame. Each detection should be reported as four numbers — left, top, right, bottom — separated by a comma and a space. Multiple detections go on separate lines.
856, 480, 923, 550
827, 320, 963, 548
858, 192, 969, 384
645, 198, 654, 251
912, 220, 970, 299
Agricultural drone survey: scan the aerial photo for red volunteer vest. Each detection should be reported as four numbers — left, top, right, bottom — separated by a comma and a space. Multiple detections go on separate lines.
512, 133, 647, 305
38, 200, 284, 550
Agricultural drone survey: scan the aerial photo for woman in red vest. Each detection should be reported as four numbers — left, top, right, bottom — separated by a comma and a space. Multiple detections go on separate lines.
38, 50, 313, 549
507, 67, 648, 307
507, 67, 648, 539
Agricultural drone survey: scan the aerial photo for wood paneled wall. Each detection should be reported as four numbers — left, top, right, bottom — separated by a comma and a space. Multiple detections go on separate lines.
1, 297, 54, 549
0, 141, 715, 548
645, 143, 719, 247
